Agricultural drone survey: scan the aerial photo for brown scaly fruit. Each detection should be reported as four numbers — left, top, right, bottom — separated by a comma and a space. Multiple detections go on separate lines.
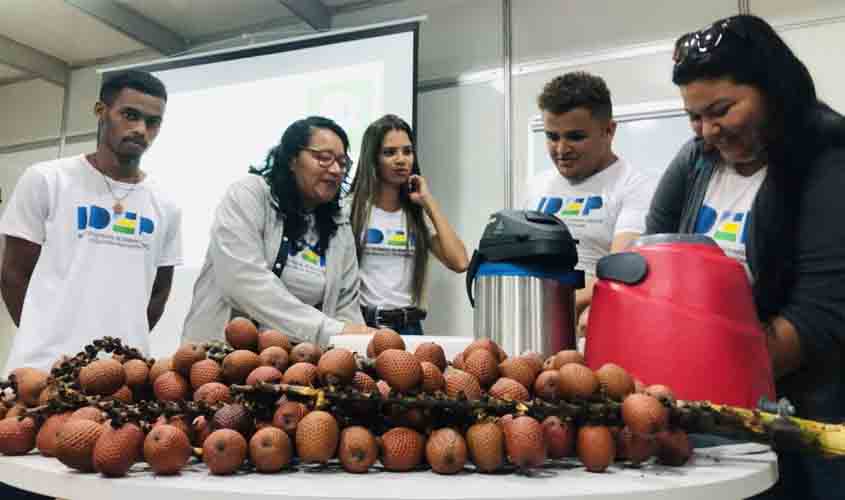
222, 350, 261, 385
55, 419, 104, 472
426, 427, 468, 475
451, 352, 465, 370
444, 369, 482, 400
171, 342, 207, 375
203, 429, 248, 475
108, 385, 133, 404
375, 349, 422, 393
552, 350, 585, 369
249, 427, 292, 473
380, 427, 425, 472
414, 342, 447, 371
466, 421, 505, 473
212, 403, 254, 438
93, 422, 144, 477
621, 393, 669, 435
371, 329, 404, 356
0, 416, 37, 455
498, 357, 539, 391
419, 362, 445, 393
655, 429, 692, 466
577, 425, 616, 473
153, 370, 190, 402
144, 424, 193, 475
272, 401, 309, 437
225, 317, 259, 351
317, 348, 357, 386
259, 346, 289, 373
338, 426, 378, 473
463, 349, 499, 387
559, 363, 599, 399
70, 406, 106, 423
11, 367, 49, 407
543, 416, 575, 459
463, 338, 502, 360
194, 382, 232, 405
504, 416, 546, 470
351, 371, 377, 394
617, 427, 657, 466
289, 343, 322, 365
488, 378, 529, 402
37, 412, 73, 457
257, 329, 292, 352
190, 358, 222, 389
149, 357, 173, 384
281, 362, 319, 386
245, 366, 283, 386
596, 363, 635, 401
79, 359, 126, 396
123, 359, 150, 388
534, 369, 563, 401
295, 410, 339, 464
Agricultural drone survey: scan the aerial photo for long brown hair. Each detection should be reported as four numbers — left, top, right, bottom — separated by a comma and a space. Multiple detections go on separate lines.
350, 114, 431, 306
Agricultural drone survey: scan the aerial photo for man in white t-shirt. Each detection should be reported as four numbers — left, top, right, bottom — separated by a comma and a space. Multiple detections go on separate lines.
0, 70, 182, 375
522, 72, 655, 335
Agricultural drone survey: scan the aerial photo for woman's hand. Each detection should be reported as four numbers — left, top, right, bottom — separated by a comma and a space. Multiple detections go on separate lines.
408, 175, 433, 207
341, 323, 378, 335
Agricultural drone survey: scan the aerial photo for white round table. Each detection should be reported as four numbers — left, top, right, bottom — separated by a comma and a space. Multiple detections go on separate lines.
0, 445, 777, 500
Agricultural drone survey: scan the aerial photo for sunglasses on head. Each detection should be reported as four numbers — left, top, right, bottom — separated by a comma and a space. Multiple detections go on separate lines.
673, 16, 749, 65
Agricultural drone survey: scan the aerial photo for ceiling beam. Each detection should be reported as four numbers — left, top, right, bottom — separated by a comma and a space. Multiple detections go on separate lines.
0, 35, 68, 87
279, 0, 332, 31
64, 0, 188, 55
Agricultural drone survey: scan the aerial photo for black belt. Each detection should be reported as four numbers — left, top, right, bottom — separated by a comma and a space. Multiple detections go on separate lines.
362, 306, 427, 329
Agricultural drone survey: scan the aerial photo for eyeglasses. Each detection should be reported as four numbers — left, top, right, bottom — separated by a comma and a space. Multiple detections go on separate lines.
673, 16, 748, 65
304, 147, 352, 171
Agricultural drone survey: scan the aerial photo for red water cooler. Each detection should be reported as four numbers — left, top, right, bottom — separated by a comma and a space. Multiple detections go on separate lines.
585, 234, 775, 408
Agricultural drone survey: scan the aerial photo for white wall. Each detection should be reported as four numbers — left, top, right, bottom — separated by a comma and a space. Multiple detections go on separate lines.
1, 0, 845, 368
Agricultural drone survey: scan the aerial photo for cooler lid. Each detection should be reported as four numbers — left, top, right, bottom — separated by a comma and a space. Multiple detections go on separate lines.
476, 209, 578, 265
476, 262, 585, 285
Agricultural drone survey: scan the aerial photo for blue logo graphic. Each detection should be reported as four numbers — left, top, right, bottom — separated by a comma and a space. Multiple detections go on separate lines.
77, 205, 154, 235
536, 196, 603, 217
694, 204, 751, 244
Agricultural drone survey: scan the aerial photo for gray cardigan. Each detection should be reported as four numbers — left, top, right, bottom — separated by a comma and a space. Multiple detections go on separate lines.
645, 138, 717, 235
182, 174, 363, 346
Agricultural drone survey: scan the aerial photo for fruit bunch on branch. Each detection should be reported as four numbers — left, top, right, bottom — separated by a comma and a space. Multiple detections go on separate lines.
0, 321, 842, 480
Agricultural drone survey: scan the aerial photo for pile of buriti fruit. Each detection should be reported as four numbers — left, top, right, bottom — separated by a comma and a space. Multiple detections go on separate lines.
0, 318, 774, 478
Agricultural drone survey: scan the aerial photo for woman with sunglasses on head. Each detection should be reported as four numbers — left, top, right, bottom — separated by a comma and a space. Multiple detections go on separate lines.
350, 114, 469, 335
646, 15, 845, 500
183, 116, 373, 346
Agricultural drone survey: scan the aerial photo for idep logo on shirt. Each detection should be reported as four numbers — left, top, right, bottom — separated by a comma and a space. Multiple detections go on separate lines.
366, 228, 414, 247
694, 205, 751, 244
289, 242, 326, 267
536, 196, 603, 217
77, 205, 155, 236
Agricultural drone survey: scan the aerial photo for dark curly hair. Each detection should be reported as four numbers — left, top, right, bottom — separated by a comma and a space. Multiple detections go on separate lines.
250, 116, 350, 256
100, 70, 167, 105
537, 71, 612, 121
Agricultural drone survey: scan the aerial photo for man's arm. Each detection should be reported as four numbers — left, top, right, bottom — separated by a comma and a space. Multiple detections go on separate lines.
147, 265, 174, 331
1, 236, 41, 327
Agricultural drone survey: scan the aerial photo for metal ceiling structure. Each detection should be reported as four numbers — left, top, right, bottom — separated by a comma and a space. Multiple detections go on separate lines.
0, 0, 400, 88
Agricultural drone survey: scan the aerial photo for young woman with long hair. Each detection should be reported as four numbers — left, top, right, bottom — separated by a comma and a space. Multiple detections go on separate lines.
350, 114, 468, 335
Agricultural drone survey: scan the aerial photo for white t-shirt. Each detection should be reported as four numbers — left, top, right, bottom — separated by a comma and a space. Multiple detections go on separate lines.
281, 215, 326, 307
359, 207, 434, 309
693, 163, 766, 275
0, 155, 182, 374
522, 158, 653, 277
